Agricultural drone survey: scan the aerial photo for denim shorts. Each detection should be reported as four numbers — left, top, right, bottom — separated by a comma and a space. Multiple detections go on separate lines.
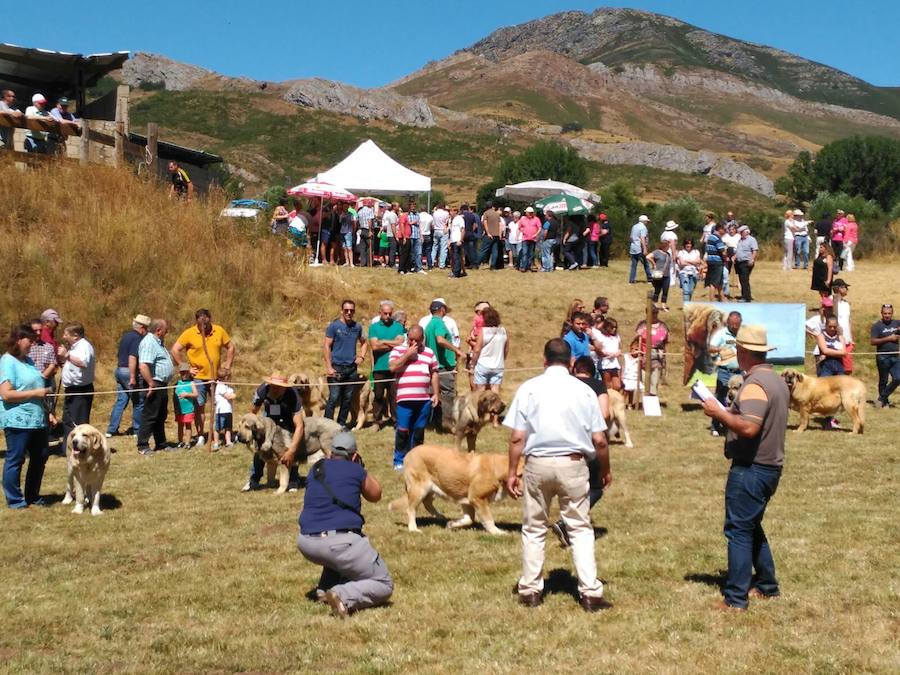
320, 228, 333, 244
342, 232, 353, 248
215, 412, 233, 431
473, 364, 504, 386
194, 380, 209, 407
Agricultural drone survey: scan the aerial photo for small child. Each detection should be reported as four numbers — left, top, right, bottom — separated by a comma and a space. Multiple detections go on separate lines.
378, 229, 390, 267
174, 363, 198, 448
621, 339, 641, 409
213, 375, 236, 450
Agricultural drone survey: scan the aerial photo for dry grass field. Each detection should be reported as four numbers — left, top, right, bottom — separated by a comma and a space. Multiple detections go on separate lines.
2, 255, 899, 673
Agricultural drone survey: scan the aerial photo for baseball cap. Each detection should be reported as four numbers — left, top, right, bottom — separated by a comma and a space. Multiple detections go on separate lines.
32, 93, 47, 104
638, 215, 650, 223
598, 213, 608, 221
793, 209, 804, 216
737, 225, 749, 233
524, 206, 535, 213
503, 206, 511, 213
429, 300, 447, 313
40, 308, 61, 323
331, 431, 358, 457
177, 362, 192, 373
58, 97, 69, 106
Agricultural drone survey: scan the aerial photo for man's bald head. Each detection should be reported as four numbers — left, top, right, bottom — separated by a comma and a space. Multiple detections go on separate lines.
407, 325, 424, 342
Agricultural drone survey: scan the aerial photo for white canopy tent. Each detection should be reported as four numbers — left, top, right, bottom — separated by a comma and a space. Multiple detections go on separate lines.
315, 139, 431, 198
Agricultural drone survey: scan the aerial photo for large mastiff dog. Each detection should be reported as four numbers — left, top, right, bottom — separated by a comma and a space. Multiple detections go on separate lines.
451, 390, 507, 452
236, 413, 341, 493
290, 373, 373, 431
62, 424, 112, 515
606, 389, 634, 448
781, 369, 865, 434
389, 444, 524, 536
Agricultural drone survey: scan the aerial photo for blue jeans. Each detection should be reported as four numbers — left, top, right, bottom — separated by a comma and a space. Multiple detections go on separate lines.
876, 355, 900, 403
679, 273, 697, 302
325, 367, 360, 427
431, 232, 449, 267
540, 238, 557, 271
107, 366, 144, 434
585, 241, 598, 267
629, 252, 651, 283
412, 237, 423, 271
816, 358, 845, 377
712, 367, 739, 432
518, 240, 536, 270
464, 239, 478, 268
394, 400, 432, 466
248, 453, 300, 487
3, 427, 49, 508
793, 235, 809, 269
479, 236, 503, 269
451, 242, 464, 276
723, 463, 782, 608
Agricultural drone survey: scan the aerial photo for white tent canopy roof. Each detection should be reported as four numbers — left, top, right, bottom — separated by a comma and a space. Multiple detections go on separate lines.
315, 139, 431, 195
495, 179, 601, 203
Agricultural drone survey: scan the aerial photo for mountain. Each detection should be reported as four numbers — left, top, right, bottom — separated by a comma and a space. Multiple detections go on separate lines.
120, 8, 900, 202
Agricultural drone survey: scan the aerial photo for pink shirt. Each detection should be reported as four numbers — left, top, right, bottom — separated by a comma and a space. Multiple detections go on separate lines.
518, 215, 542, 242
843, 220, 858, 245
831, 217, 846, 243
389, 345, 437, 402
589, 221, 601, 242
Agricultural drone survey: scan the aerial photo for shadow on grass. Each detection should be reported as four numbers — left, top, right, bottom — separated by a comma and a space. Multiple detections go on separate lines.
684, 570, 728, 589
40, 493, 124, 510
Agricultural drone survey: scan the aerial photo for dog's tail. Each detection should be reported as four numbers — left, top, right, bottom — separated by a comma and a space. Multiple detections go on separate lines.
387, 495, 408, 513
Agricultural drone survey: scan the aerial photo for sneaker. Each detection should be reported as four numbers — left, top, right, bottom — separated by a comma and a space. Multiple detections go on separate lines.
175, 442, 188, 450
105, 432, 115, 438
241, 480, 261, 492
828, 418, 840, 430
288, 483, 300, 493
710, 429, 720, 437
138, 447, 155, 456
550, 521, 571, 549
211, 442, 221, 451
393, 464, 404, 471
568, 263, 578, 270
195, 435, 206, 447
418, 270, 428, 275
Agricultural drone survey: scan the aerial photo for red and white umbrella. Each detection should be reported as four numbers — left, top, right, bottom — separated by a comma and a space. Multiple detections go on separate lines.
287, 181, 356, 202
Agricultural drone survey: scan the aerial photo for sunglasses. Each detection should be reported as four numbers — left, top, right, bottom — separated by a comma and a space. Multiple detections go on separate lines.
342, 307, 355, 312
883, 304, 893, 309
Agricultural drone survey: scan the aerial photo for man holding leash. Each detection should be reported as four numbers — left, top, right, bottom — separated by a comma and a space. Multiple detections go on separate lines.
243, 371, 304, 492
504, 338, 612, 612
702, 325, 789, 610
296, 430, 393, 619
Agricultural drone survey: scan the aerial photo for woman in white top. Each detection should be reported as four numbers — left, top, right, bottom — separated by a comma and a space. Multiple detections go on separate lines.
660, 220, 679, 288
676, 238, 702, 302
471, 307, 509, 393
597, 317, 623, 391
506, 211, 522, 268
783, 209, 796, 270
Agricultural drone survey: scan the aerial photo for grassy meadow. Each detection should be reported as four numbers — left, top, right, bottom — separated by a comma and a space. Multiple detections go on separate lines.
2, 232, 899, 671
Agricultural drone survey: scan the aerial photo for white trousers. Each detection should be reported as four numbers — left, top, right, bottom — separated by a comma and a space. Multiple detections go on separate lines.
518, 456, 604, 598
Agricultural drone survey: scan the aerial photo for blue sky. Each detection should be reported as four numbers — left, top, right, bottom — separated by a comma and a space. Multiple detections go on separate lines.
5, 0, 898, 87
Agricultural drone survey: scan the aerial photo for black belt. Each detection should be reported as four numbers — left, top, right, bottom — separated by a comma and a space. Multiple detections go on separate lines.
305, 529, 363, 537
718, 366, 740, 373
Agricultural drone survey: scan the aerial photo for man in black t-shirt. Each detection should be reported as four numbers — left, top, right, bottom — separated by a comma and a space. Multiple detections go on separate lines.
461, 203, 480, 269
550, 356, 609, 548
242, 372, 305, 491
814, 213, 832, 247
870, 304, 900, 407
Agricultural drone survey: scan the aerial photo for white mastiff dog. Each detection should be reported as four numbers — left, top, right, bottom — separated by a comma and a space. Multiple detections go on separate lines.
62, 424, 113, 515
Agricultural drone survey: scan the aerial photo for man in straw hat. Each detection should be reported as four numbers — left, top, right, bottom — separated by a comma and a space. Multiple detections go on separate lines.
241, 370, 304, 492
106, 314, 151, 438
296, 430, 392, 619
702, 324, 789, 610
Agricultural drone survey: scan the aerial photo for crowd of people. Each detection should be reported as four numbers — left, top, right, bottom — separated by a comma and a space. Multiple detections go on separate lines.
0, 89, 81, 154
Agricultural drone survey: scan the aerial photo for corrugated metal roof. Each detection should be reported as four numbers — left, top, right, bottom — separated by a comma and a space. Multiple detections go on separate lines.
0, 43, 129, 93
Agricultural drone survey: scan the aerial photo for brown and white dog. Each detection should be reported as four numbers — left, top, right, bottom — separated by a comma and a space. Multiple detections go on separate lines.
781, 369, 866, 434
606, 389, 634, 448
451, 390, 507, 452
290, 373, 373, 430
62, 424, 112, 515
389, 444, 524, 535
236, 413, 340, 493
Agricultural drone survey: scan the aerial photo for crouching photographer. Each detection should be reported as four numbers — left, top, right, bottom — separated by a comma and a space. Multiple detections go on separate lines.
295, 431, 393, 618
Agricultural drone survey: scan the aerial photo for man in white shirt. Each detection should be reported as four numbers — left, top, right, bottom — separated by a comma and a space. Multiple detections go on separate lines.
356, 199, 376, 267
504, 338, 612, 612
448, 205, 467, 278
431, 204, 450, 269
24, 93, 51, 154
58, 322, 96, 451
0, 89, 22, 148
417, 208, 434, 272
381, 203, 399, 268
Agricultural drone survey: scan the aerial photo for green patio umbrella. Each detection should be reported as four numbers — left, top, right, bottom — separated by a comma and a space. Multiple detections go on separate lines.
533, 192, 593, 216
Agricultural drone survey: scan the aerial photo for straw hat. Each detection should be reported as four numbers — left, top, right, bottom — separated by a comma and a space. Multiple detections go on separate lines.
133, 314, 151, 327
264, 371, 291, 387
735, 325, 776, 352
664, 220, 679, 231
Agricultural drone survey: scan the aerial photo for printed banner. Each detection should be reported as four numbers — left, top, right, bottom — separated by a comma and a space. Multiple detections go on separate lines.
682, 302, 806, 385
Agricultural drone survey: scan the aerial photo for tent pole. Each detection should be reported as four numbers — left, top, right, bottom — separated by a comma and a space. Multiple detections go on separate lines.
427, 191, 431, 211
313, 196, 323, 265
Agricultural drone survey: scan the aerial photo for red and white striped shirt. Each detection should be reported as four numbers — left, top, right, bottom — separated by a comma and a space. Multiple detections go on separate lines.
389, 345, 437, 402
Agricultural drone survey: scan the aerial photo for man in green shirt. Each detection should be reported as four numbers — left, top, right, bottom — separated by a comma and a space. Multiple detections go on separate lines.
423, 300, 465, 431
368, 301, 406, 430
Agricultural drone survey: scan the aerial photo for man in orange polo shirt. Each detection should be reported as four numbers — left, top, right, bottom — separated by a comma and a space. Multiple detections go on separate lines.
171, 309, 235, 446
